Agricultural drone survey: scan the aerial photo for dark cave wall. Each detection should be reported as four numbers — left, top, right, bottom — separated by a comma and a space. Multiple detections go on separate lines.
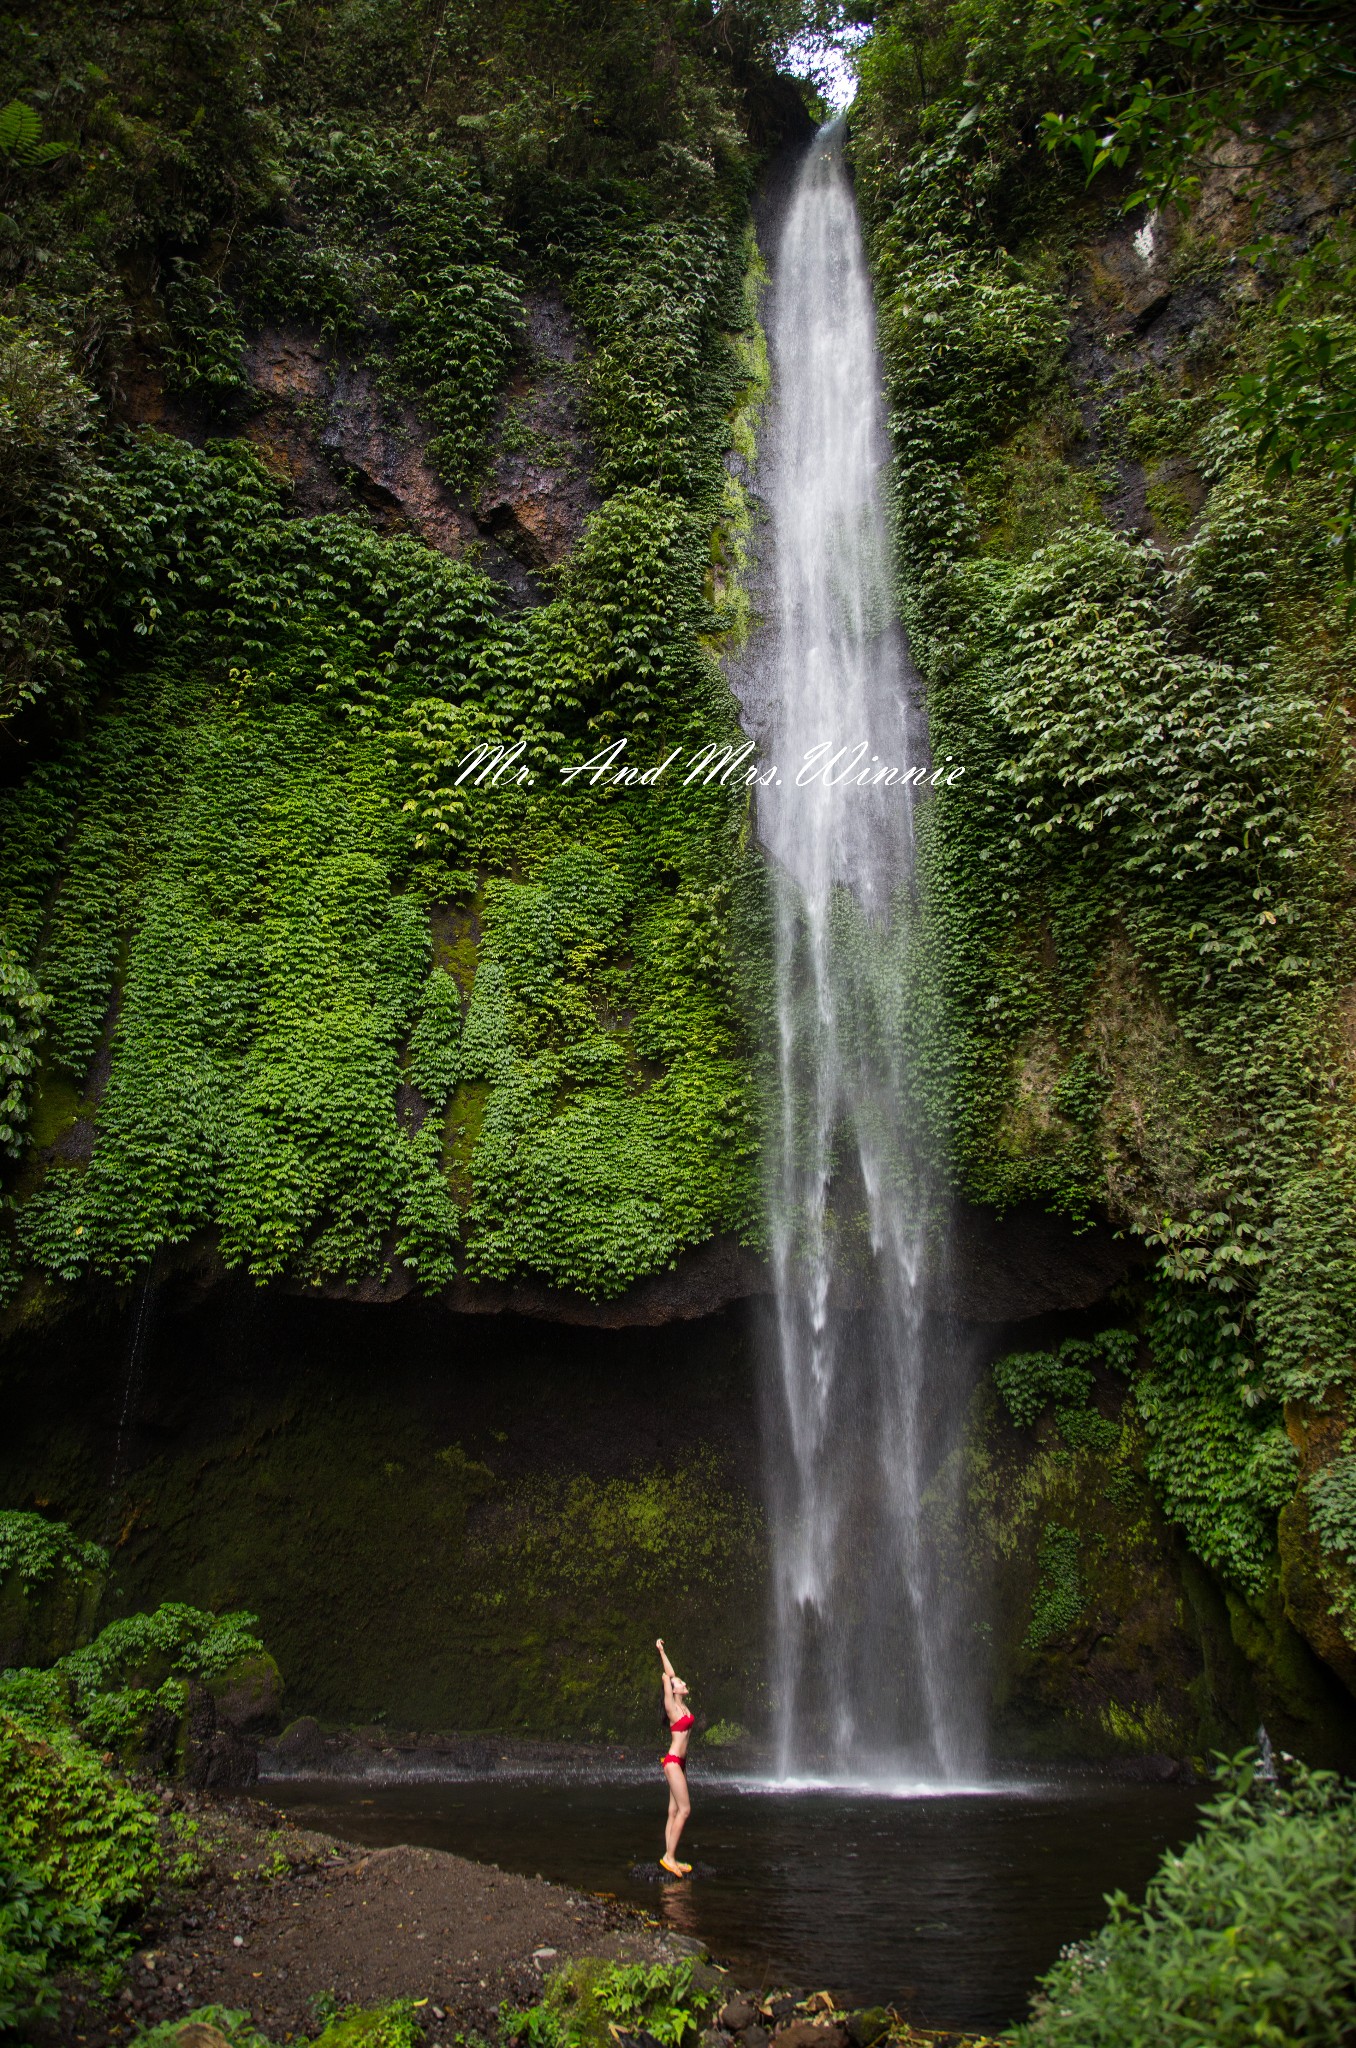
5, 1280, 1354, 1766
0, 1291, 766, 1740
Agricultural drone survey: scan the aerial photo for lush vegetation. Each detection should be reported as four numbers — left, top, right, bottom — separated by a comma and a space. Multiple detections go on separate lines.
0, 1707, 161, 2031
0, 1508, 287, 2033
0, 1600, 269, 1752
854, 0, 1356, 1673
0, 1505, 104, 1584
0, 1, 810, 1305
1017, 1755, 1356, 2045
503, 1958, 722, 2048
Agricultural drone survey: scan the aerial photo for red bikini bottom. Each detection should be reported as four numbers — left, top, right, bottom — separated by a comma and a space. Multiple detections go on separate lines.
660, 1753, 687, 1772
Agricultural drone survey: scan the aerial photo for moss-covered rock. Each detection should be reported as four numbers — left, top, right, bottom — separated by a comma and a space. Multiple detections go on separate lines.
1279, 1396, 1356, 1695
955, 1345, 1356, 1766
0, 1508, 106, 1671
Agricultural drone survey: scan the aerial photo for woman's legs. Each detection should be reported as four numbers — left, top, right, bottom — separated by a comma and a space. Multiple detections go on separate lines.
661, 1761, 691, 1872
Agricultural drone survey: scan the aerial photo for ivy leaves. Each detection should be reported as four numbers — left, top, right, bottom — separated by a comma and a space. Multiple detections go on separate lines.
0, 954, 48, 1160
1137, 1288, 1295, 1594
854, 0, 1356, 1619
0, 7, 767, 1308
992, 520, 1321, 887
994, 1329, 1135, 1429
1233, 307, 1356, 584
248, 130, 524, 489
575, 219, 744, 497
878, 246, 1063, 466
1, 438, 758, 1299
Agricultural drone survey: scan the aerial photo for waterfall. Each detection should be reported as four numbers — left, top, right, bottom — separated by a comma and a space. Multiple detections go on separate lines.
742, 121, 980, 1783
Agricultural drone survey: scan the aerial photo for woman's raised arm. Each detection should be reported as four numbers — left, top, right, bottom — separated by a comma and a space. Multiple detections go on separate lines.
656, 1637, 678, 1716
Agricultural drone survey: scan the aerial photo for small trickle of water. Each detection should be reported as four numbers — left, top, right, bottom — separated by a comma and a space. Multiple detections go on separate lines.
741, 122, 980, 1782
104, 1270, 155, 1540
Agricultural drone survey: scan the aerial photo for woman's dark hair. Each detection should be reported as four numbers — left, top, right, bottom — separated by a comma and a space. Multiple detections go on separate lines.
659, 1681, 671, 1732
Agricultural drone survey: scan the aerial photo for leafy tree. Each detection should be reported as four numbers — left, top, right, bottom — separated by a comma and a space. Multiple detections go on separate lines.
1035, 0, 1356, 208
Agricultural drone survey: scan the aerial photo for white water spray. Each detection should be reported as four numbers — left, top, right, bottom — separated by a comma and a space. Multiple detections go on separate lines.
744, 123, 979, 1782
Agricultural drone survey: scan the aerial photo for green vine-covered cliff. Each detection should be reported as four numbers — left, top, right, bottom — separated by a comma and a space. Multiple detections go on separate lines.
0, 0, 793, 1309
851, 0, 1356, 1723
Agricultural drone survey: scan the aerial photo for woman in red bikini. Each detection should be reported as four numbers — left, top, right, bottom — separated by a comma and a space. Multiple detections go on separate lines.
656, 1636, 694, 1877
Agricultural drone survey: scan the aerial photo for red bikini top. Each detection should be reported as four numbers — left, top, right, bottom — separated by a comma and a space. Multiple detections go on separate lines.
669, 1712, 694, 1733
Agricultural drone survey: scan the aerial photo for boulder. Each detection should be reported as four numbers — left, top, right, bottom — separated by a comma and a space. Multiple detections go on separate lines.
273, 1714, 328, 1769
181, 1682, 259, 1791
173, 2028, 231, 2048
207, 1649, 284, 1738
720, 2002, 757, 2033
773, 2026, 849, 2048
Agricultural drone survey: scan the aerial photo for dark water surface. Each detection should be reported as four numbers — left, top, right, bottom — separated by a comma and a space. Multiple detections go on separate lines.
268, 1771, 1201, 2033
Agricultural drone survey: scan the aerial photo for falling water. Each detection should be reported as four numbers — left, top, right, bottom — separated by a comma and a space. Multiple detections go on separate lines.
743, 122, 980, 1782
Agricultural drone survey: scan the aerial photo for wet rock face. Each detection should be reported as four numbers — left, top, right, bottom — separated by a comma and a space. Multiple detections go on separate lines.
181, 1681, 260, 1792
1063, 189, 1254, 551
476, 292, 600, 567
1281, 1397, 1356, 1695
939, 1200, 1144, 1323
117, 289, 600, 602
0, 1543, 105, 1673
243, 325, 491, 559
240, 294, 599, 592
0, 1295, 766, 1741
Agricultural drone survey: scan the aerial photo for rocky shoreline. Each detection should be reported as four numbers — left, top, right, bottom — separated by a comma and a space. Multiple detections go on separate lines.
44, 1790, 1003, 2048
47, 1789, 699, 2048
